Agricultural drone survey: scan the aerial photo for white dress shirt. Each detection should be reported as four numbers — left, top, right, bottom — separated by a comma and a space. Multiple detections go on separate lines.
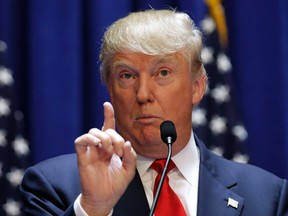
74, 131, 200, 216
137, 131, 199, 216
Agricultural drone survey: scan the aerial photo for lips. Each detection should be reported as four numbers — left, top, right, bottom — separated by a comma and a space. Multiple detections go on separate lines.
134, 114, 161, 123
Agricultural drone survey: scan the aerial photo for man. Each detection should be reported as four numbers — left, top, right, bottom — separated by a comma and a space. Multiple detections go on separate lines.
20, 9, 288, 216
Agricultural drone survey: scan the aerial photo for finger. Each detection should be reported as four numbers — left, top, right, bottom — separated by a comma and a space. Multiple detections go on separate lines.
89, 128, 114, 155
75, 133, 101, 152
74, 133, 101, 163
105, 129, 125, 157
122, 141, 137, 179
102, 102, 115, 131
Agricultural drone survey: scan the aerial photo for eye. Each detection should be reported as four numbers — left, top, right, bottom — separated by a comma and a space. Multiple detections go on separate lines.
120, 72, 134, 80
158, 69, 171, 77
154, 68, 174, 85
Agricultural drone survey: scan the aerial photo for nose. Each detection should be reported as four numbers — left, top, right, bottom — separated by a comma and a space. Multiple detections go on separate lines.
135, 75, 155, 104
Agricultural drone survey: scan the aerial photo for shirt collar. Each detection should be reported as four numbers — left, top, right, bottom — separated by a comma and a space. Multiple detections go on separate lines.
136, 131, 199, 186
172, 132, 199, 187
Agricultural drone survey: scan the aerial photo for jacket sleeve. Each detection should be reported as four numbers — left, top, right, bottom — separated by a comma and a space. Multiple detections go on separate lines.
19, 154, 81, 216
277, 179, 288, 216
19, 164, 78, 216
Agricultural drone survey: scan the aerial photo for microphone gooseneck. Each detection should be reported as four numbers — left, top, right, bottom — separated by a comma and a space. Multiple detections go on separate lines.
149, 120, 177, 216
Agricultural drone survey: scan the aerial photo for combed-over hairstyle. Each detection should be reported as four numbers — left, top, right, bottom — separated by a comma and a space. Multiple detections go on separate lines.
99, 9, 206, 83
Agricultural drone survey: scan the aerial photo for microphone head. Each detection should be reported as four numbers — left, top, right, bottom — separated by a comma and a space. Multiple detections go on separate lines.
160, 120, 177, 145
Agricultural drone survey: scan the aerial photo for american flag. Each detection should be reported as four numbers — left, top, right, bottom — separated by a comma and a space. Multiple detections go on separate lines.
0, 40, 30, 216
192, 7, 249, 163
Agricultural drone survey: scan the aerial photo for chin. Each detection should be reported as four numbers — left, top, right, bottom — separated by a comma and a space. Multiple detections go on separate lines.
133, 136, 167, 158
135, 145, 168, 159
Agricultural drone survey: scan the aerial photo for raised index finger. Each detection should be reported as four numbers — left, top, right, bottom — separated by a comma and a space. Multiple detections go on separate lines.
102, 102, 115, 131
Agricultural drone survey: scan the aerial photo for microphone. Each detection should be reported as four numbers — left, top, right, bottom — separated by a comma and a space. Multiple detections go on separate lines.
160, 120, 177, 145
149, 120, 177, 216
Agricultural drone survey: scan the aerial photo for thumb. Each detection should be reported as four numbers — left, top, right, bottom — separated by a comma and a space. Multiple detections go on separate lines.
102, 102, 116, 131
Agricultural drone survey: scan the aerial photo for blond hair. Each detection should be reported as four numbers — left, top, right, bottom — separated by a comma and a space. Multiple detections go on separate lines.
100, 9, 206, 83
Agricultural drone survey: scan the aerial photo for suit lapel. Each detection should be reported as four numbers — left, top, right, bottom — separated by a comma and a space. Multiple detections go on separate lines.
113, 171, 150, 216
197, 162, 244, 216
196, 136, 244, 216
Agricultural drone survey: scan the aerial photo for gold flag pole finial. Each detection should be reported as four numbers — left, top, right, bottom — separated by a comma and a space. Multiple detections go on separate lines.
205, 0, 228, 47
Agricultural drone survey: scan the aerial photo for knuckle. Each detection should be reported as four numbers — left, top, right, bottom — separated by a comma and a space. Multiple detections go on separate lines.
101, 133, 112, 143
74, 135, 85, 145
105, 129, 125, 144
88, 128, 99, 134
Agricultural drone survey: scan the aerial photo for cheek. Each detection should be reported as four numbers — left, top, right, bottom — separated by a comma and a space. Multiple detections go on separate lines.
110, 87, 135, 116
170, 82, 193, 102
109, 82, 129, 102
165, 83, 193, 115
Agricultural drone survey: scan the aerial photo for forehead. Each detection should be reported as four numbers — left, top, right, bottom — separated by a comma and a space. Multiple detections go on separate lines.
111, 52, 185, 67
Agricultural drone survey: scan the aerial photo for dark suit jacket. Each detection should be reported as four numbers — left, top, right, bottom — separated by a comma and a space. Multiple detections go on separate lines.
20, 137, 288, 216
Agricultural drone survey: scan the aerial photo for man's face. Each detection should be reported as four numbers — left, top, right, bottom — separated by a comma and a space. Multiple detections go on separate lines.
107, 52, 205, 158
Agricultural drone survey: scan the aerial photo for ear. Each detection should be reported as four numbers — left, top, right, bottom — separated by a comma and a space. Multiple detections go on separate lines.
192, 74, 207, 106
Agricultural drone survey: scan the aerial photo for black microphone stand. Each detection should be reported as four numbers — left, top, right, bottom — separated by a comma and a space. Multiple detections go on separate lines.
148, 142, 172, 216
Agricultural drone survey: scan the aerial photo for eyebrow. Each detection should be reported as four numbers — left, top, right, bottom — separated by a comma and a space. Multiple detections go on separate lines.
152, 55, 178, 64
111, 54, 178, 71
111, 60, 132, 71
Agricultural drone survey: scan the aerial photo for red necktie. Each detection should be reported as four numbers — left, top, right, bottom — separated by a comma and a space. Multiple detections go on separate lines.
150, 159, 186, 216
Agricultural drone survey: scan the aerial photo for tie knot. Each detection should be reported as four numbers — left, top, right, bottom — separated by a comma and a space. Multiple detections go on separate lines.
150, 159, 176, 174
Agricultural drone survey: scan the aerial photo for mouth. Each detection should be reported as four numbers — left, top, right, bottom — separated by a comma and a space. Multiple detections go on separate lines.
134, 114, 161, 124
